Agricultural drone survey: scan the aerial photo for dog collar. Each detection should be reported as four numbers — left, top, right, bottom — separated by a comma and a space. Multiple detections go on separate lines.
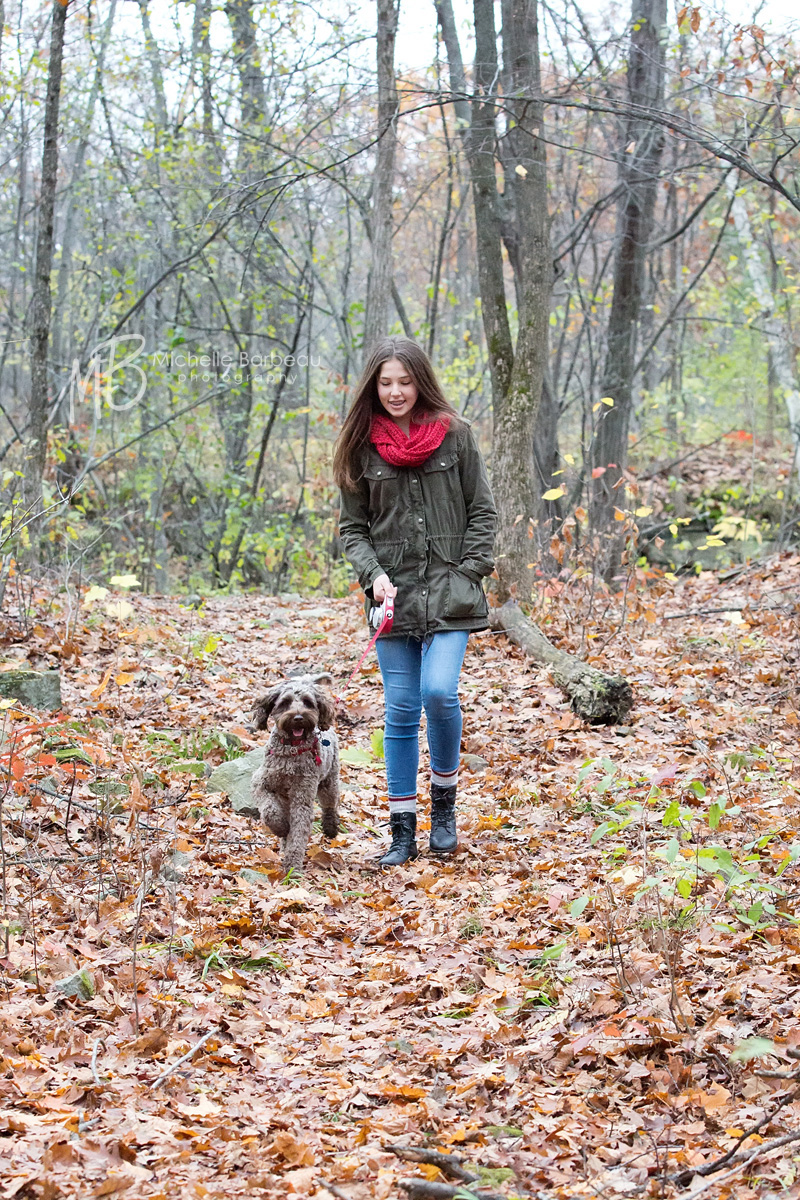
269, 733, 321, 765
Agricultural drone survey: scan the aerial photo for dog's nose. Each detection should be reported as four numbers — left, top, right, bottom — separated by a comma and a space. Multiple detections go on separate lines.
292, 714, 305, 725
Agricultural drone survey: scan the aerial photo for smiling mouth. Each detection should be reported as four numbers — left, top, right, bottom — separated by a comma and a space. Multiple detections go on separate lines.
291, 728, 306, 743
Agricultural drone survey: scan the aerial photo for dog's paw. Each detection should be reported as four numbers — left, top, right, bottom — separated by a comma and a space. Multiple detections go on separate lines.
261, 813, 290, 839
321, 814, 339, 839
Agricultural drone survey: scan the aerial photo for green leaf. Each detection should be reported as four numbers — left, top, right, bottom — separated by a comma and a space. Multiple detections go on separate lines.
569, 895, 592, 919
687, 779, 707, 798
88, 780, 130, 797
370, 727, 385, 759
339, 748, 373, 764
575, 760, 597, 787
55, 746, 92, 765
663, 837, 680, 863
663, 801, 681, 827
171, 760, 206, 777
239, 953, 287, 972
777, 843, 800, 875
483, 1125, 524, 1138
474, 1167, 515, 1186
677, 877, 692, 898
730, 1037, 775, 1063
708, 801, 725, 830
591, 820, 616, 845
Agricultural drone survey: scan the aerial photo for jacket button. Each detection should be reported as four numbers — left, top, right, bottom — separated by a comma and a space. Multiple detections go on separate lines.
418, 517, 423, 523
440, 461, 446, 466
376, 470, 382, 476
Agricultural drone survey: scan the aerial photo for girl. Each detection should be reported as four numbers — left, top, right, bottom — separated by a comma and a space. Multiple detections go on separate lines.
333, 337, 497, 865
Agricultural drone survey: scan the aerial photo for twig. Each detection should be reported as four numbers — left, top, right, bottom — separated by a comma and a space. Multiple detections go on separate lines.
149, 1030, 215, 1088
673, 1101, 800, 1187
397, 1183, 503, 1200
386, 1146, 478, 1184
682, 1128, 800, 1197
664, 604, 794, 620
639, 432, 734, 481
91, 1038, 103, 1087
319, 1183, 356, 1200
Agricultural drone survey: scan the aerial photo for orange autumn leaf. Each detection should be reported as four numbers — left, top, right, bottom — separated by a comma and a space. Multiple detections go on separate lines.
91, 666, 114, 700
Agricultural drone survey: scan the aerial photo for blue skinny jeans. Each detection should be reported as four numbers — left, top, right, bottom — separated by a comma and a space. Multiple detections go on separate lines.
375, 631, 469, 800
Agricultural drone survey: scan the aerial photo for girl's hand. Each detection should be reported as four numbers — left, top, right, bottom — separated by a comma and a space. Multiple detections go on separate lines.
372, 573, 397, 602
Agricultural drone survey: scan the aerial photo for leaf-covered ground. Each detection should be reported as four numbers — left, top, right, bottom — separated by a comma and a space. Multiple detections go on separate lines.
2, 555, 800, 1199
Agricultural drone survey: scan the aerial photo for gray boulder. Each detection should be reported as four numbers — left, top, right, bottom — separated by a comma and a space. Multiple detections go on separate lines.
53, 967, 94, 1001
0, 669, 62, 711
238, 868, 271, 887
462, 754, 489, 772
206, 747, 264, 816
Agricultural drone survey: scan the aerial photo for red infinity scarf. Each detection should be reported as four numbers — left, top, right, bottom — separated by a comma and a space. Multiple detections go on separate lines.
370, 412, 450, 467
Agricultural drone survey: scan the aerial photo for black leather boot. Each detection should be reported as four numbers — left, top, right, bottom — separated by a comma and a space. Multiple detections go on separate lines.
378, 811, 419, 866
430, 784, 457, 853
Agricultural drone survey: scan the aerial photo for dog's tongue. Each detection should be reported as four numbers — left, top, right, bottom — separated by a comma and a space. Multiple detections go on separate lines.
291, 728, 305, 744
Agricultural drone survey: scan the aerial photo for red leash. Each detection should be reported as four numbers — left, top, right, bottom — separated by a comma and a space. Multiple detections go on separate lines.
334, 595, 394, 704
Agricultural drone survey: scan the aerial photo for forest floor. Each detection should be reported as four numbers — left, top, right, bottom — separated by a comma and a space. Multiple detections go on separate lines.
2, 550, 800, 1200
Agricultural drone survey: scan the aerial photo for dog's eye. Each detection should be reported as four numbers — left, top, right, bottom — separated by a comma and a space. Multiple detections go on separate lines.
274, 697, 290, 709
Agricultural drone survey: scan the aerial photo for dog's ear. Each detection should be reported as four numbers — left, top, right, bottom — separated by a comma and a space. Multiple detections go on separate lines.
251, 685, 283, 730
315, 688, 335, 731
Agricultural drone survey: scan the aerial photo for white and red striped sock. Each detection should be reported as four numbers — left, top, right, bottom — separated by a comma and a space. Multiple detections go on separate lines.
431, 765, 459, 789
388, 795, 417, 815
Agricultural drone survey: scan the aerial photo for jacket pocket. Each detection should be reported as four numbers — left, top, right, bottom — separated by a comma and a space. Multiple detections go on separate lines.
421, 448, 459, 474
372, 538, 406, 576
444, 566, 488, 620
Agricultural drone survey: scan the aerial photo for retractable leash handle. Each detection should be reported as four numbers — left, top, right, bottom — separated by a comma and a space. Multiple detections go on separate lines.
370, 594, 395, 632
334, 593, 395, 705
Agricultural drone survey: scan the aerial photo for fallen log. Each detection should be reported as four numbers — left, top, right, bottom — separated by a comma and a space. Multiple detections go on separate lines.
489, 601, 633, 725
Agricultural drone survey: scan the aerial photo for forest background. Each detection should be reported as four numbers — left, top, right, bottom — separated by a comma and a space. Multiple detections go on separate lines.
2, 0, 800, 598
3, 2, 800, 1198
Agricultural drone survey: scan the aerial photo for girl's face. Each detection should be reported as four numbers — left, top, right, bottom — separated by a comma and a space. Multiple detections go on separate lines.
376, 357, 419, 425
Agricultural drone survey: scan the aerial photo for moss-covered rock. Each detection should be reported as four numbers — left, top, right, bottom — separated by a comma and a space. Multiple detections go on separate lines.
206, 746, 264, 816
0, 669, 62, 711
53, 967, 94, 1001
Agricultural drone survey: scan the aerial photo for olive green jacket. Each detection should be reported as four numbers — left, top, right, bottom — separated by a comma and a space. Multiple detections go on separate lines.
338, 422, 497, 638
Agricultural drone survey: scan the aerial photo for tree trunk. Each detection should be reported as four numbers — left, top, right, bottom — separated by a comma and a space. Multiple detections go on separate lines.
491, 601, 633, 724
53, 0, 117, 433
136, 0, 169, 137
728, 179, 800, 477
589, 0, 667, 569
494, 0, 553, 589
364, 0, 399, 351
226, 0, 267, 156
437, 0, 551, 598
25, 0, 69, 531
462, 0, 514, 406
436, 0, 633, 712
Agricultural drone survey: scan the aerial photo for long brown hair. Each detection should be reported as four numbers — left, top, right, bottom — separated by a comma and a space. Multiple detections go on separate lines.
332, 337, 461, 491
